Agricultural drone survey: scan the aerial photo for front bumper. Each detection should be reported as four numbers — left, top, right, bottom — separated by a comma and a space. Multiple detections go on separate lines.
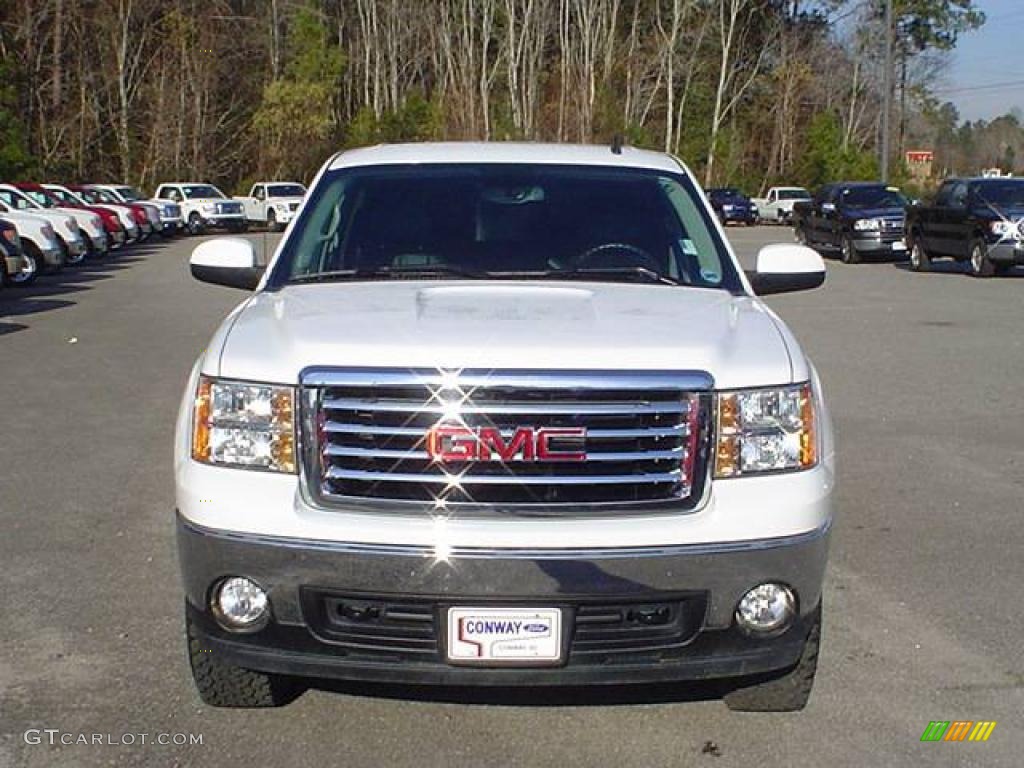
178, 514, 828, 686
39, 244, 64, 269
719, 208, 757, 223
988, 241, 1024, 265
3, 251, 22, 277
202, 214, 246, 228
66, 236, 87, 256
87, 231, 109, 254
851, 232, 906, 254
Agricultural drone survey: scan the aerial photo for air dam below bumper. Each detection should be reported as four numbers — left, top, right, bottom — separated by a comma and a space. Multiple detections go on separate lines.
179, 513, 829, 686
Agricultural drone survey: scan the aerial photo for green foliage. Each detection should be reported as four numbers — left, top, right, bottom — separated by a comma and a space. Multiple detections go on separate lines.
251, 3, 345, 177
345, 93, 443, 147
0, 63, 36, 178
286, 5, 344, 85
799, 113, 879, 187
891, 0, 985, 52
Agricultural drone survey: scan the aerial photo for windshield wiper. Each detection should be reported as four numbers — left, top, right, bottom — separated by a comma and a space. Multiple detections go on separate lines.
489, 266, 682, 286
289, 264, 486, 284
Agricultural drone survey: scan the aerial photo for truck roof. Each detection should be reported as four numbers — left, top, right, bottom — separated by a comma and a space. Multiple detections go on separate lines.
328, 142, 686, 174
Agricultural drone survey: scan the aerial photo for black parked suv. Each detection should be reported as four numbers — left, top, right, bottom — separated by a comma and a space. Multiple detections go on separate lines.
707, 188, 758, 225
905, 177, 1024, 277
792, 182, 909, 263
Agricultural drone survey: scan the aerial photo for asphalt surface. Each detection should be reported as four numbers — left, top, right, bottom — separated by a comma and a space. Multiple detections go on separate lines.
1, 227, 1022, 767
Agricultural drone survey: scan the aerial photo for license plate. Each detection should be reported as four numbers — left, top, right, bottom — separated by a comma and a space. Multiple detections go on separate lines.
892, 240, 907, 251
447, 607, 562, 664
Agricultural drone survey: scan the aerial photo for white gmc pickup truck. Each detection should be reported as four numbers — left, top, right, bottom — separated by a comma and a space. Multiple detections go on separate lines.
177, 143, 834, 712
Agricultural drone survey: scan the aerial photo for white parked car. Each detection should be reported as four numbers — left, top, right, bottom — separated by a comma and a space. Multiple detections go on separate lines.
0, 184, 87, 264
0, 203, 65, 283
234, 182, 306, 231
15, 183, 109, 258
91, 184, 182, 237
154, 182, 246, 236
177, 142, 833, 712
44, 184, 140, 246
751, 187, 812, 224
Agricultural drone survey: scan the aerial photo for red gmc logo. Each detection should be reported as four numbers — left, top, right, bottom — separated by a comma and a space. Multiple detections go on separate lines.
426, 425, 587, 463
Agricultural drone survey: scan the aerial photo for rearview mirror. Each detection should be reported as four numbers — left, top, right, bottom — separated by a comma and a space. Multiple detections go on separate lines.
746, 244, 825, 295
189, 238, 263, 290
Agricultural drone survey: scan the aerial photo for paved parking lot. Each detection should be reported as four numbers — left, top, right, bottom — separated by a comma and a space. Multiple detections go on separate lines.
1, 228, 1022, 767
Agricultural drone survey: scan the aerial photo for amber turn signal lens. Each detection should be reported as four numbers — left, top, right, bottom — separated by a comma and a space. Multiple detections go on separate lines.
191, 377, 212, 462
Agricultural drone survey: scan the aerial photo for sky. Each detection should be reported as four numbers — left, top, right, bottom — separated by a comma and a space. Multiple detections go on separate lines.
943, 0, 1024, 122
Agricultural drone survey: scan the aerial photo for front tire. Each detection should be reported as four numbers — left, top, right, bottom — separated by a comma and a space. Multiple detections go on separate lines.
187, 213, 205, 236
909, 238, 931, 272
969, 240, 995, 278
187, 617, 300, 708
11, 244, 40, 285
724, 604, 821, 712
840, 235, 860, 264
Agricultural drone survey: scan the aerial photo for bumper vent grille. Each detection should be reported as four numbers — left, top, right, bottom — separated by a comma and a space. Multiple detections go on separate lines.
301, 369, 711, 509
302, 591, 707, 664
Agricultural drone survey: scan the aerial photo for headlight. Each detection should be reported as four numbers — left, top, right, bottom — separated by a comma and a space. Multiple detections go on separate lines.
853, 218, 881, 231
714, 384, 816, 477
192, 376, 296, 472
989, 220, 1020, 239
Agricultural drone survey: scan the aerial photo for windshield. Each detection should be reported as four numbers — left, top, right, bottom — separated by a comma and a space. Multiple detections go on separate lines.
777, 189, 810, 200
0, 188, 39, 210
115, 186, 142, 201
268, 184, 306, 198
83, 188, 119, 204
47, 188, 79, 205
271, 164, 741, 292
183, 185, 224, 199
24, 190, 56, 208
972, 180, 1024, 209
840, 186, 907, 209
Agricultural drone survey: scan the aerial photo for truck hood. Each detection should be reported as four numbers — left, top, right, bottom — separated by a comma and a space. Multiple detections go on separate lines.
214, 282, 800, 389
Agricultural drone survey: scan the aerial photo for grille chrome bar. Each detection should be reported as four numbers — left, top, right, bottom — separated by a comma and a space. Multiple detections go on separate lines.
324, 444, 686, 462
322, 398, 690, 416
326, 467, 684, 486
304, 368, 714, 391
324, 422, 689, 439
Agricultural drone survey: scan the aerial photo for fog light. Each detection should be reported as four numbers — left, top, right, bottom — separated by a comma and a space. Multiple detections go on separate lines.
735, 583, 796, 635
212, 576, 268, 631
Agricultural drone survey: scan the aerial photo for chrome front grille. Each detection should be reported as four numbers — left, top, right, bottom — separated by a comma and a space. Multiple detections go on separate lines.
301, 369, 711, 510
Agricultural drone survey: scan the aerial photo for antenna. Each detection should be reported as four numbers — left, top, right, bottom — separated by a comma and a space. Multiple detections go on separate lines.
611, 134, 624, 155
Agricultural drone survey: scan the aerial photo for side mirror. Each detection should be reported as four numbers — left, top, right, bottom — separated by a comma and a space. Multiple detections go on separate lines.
821, 202, 837, 214
746, 244, 826, 295
189, 237, 263, 290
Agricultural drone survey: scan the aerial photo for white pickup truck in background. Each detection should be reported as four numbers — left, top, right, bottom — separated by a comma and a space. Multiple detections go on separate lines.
751, 187, 812, 224
234, 182, 306, 231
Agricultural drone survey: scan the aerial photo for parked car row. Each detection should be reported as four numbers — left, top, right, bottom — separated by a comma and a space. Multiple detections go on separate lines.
0, 178, 307, 288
